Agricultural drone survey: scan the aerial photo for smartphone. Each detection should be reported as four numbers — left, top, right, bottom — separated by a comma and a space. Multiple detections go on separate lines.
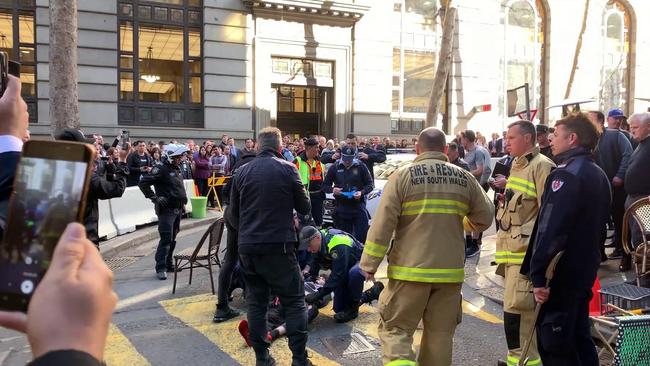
0, 141, 94, 311
120, 129, 130, 146
0, 51, 21, 97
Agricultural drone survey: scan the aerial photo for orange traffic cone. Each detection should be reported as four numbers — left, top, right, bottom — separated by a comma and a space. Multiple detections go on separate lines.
589, 276, 602, 316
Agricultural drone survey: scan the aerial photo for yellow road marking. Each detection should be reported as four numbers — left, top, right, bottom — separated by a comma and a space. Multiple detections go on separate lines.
104, 324, 150, 366
160, 293, 340, 366
462, 300, 503, 324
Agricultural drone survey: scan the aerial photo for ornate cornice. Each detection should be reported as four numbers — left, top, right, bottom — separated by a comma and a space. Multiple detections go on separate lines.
242, 0, 369, 26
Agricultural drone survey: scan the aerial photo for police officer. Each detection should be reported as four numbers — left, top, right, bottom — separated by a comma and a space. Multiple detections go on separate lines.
299, 226, 383, 323
294, 138, 326, 226
321, 133, 386, 179
213, 150, 256, 323
495, 120, 555, 366
360, 128, 494, 366
322, 145, 373, 243
138, 144, 189, 280
521, 113, 610, 365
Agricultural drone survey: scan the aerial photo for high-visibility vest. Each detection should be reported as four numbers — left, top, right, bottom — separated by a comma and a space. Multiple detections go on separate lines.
295, 156, 324, 190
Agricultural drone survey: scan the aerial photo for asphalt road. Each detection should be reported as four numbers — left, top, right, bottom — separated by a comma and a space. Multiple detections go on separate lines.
0, 223, 507, 366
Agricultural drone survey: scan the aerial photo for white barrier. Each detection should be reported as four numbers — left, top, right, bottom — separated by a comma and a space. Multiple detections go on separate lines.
98, 179, 197, 239
97, 199, 118, 240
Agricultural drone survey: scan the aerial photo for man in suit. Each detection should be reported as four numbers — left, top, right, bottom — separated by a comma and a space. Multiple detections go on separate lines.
488, 132, 504, 157
0, 75, 29, 238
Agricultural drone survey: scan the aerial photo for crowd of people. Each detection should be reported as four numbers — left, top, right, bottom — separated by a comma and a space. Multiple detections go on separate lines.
1, 71, 650, 366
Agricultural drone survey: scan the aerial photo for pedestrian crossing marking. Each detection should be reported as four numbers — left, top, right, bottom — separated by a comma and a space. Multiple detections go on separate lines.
160, 294, 340, 366
104, 324, 150, 366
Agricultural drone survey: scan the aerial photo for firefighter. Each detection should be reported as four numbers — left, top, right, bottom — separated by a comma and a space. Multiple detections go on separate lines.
360, 127, 494, 366
495, 120, 555, 366
299, 226, 384, 323
138, 144, 189, 280
521, 113, 610, 365
294, 138, 326, 226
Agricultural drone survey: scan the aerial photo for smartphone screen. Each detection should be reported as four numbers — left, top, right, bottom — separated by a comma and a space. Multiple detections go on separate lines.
0, 141, 93, 311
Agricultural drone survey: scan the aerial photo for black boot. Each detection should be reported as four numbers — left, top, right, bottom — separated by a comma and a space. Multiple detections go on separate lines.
256, 354, 276, 366
213, 304, 240, 323
619, 254, 632, 272
334, 303, 360, 323
465, 238, 480, 258
360, 281, 384, 304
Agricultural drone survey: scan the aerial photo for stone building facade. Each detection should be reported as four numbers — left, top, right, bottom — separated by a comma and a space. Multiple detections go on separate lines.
2, 0, 648, 141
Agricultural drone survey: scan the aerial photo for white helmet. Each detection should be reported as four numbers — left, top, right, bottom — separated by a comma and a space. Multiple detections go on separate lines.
163, 144, 190, 158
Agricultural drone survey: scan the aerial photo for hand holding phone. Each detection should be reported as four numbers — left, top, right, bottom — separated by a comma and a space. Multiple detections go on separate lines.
0, 141, 94, 312
0, 74, 28, 140
0, 223, 117, 361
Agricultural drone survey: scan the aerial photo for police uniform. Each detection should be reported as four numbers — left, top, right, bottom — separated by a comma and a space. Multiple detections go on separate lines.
138, 148, 188, 276
521, 147, 611, 365
495, 146, 554, 366
322, 146, 373, 243
303, 228, 365, 322
294, 151, 326, 226
360, 150, 494, 366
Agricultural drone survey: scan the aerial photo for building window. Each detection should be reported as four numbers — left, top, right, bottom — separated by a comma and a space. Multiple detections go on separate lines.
392, 0, 442, 133
276, 86, 321, 114
0, 0, 36, 123
503, 0, 545, 122
118, 0, 203, 126
600, 1, 630, 114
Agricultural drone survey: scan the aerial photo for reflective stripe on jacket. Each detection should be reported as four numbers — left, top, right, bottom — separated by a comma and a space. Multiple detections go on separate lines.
495, 147, 555, 265
295, 155, 324, 189
360, 151, 494, 283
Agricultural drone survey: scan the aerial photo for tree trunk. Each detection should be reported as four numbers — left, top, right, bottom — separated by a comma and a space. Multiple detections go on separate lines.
49, 0, 79, 131
564, 0, 590, 100
426, 6, 456, 128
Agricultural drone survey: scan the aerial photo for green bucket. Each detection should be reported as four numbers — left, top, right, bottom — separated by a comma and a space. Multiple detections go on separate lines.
190, 196, 208, 219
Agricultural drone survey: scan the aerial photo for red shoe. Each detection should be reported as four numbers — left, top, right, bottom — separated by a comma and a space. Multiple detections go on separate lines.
238, 320, 252, 347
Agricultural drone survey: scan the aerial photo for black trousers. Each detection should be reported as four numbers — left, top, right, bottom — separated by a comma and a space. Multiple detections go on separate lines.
610, 185, 627, 251
309, 191, 325, 227
196, 178, 208, 197
333, 206, 369, 243
240, 252, 308, 365
217, 218, 238, 307
155, 207, 182, 272
536, 288, 598, 366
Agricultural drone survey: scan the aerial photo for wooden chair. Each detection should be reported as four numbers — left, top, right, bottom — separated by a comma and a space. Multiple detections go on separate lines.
622, 196, 650, 287
172, 218, 225, 294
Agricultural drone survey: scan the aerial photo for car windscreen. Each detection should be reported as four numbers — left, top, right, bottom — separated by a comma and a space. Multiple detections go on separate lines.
374, 155, 415, 180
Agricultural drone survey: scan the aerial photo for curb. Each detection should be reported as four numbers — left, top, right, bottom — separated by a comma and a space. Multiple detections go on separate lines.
99, 211, 223, 259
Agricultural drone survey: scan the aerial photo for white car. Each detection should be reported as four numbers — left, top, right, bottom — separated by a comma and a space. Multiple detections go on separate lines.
322, 152, 416, 226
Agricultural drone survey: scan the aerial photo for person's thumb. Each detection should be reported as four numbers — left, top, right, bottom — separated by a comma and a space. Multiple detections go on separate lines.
3, 75, 22, 100
47, 223, 87, 279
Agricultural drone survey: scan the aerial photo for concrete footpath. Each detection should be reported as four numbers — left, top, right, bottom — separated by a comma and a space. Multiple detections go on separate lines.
466, 234, 634, 305
99, 210, 222, 259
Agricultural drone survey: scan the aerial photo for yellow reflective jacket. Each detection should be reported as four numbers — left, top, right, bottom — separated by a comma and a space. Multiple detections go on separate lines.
359, 151, 494, 283
495, 147, 555, 265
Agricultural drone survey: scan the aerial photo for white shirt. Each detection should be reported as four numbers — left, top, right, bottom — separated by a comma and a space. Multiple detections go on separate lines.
0, 135, 23, 154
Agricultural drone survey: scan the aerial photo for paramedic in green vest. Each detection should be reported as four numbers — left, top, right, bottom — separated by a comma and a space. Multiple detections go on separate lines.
293, 137, 326, 226
299, 226, 384, 323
